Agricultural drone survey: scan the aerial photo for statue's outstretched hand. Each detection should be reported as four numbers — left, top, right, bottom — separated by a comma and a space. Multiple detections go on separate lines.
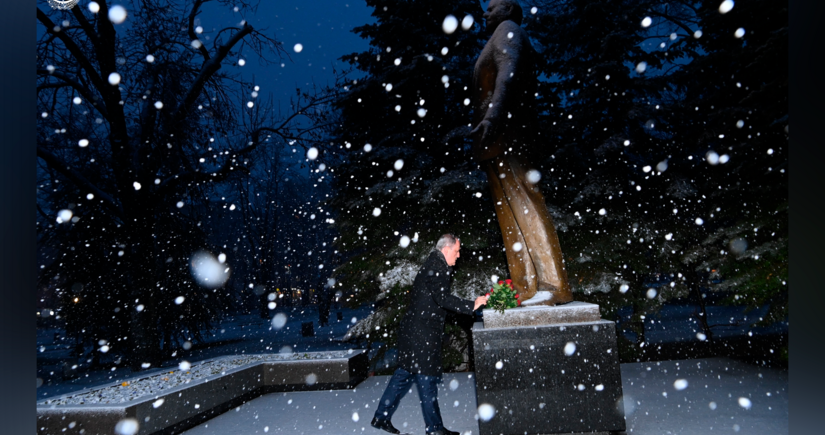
470, 119, 495, 145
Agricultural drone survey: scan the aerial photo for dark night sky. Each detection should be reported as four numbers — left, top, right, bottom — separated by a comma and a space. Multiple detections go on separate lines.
32, 1, 377, 113
200, 1, 375, 104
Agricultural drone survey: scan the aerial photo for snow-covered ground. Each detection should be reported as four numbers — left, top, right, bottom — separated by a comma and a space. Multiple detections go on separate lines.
179, 357, 787, 435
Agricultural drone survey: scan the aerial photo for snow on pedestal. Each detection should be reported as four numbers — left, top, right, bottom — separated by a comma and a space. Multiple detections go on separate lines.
482, 301, 601, 329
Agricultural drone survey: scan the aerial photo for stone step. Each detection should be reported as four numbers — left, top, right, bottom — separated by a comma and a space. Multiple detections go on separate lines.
36, 351, 368, 435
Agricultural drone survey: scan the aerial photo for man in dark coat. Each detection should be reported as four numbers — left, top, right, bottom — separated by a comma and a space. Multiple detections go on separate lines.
371, 234, 489, 435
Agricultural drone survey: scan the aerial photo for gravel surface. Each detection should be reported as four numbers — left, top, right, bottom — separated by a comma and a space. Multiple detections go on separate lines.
39, 351, 356, 406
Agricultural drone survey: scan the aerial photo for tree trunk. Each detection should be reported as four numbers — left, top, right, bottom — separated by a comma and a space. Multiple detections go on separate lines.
125, 208, 163, 371
685, 265, 714, 343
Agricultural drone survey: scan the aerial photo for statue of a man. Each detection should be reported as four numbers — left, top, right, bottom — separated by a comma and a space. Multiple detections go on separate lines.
471, 0, 573, 306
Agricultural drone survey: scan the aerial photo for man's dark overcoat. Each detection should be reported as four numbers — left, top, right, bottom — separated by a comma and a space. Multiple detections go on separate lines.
396, 250, 475, 376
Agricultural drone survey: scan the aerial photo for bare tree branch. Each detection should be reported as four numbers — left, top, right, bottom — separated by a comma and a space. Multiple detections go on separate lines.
648, 11, 699, 37
37, 68, 109, 119
70, 4, 100, 47
37, 83, 71, 92
188, 0, 212, 61
137, 73, 159, 145
170, 23, 254, 129
37, 146, 124, 217
37, 8, 107, 99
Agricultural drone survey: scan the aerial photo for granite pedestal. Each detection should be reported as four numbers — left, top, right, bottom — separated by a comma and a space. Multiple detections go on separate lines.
473, 302, 625, 435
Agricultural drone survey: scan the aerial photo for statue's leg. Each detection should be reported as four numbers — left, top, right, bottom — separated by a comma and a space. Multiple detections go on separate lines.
483, 161, 538, 299
496, 155, 573, 305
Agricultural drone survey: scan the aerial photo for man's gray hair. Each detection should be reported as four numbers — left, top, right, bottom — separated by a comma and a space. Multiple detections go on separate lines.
435, 233, 459, 251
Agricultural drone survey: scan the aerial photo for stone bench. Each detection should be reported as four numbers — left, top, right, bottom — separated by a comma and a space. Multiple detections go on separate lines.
37, 350, 368, 435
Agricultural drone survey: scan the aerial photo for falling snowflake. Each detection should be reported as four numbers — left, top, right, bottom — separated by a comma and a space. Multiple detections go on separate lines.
114, 418, 139, 435
442, 15, 458, 34
461, 15, 474, 30
478, 404, 496, 422
56, 209, 73, 223
719, 1, 735, 14
190, 251, 231, 288
271, 313, 288, 330
108, 5, 128, 24
305, 373, 318, 386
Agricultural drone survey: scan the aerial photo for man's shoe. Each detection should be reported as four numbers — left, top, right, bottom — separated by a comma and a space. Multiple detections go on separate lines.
371, 417, 401, 434
426, 429, 459, 435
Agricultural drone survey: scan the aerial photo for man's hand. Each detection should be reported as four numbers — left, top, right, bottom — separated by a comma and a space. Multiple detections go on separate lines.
474, 295, 490, 311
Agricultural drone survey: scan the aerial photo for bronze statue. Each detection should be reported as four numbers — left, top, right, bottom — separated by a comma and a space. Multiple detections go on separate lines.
471, 0, 573, 306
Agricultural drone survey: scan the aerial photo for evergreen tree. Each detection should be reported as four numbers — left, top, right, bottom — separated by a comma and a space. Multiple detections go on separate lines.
330, 0, 505, 371
525, 0, 787, 356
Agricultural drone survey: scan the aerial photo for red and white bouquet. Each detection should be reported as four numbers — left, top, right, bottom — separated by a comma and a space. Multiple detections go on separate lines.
486, 279, 520, 314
